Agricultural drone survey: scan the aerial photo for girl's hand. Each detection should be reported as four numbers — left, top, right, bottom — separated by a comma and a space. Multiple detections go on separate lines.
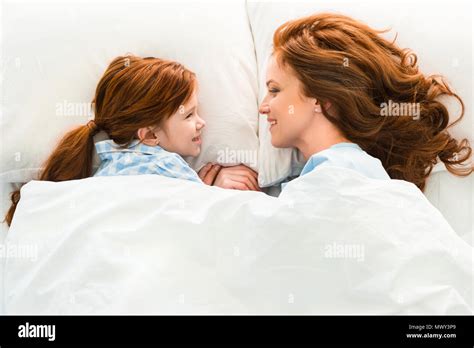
214, 165, 261, 191
198, 163, 222, 185
201, 163, 261, 191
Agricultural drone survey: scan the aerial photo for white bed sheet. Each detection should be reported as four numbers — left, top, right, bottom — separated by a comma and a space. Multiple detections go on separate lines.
3, 167, 472, 314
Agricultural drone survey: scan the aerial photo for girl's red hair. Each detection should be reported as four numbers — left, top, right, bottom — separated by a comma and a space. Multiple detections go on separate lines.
5, 55, 196, 226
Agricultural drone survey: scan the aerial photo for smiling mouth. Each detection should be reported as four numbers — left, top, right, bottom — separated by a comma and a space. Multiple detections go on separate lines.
192, 136, 201, 143
268, 119, 278, 130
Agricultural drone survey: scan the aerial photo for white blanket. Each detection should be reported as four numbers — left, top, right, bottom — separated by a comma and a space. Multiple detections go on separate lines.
2, 166, 472, 314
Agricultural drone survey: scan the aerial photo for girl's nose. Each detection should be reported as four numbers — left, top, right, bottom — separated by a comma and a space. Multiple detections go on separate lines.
197, 115, 206, 129
259, 103, 270, 115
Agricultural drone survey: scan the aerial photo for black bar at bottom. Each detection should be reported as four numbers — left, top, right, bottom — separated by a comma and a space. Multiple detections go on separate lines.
0, 315, 472, 346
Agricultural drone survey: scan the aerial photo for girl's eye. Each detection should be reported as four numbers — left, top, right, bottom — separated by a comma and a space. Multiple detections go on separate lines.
186, 113, 193, 119
269, 89, 279, 95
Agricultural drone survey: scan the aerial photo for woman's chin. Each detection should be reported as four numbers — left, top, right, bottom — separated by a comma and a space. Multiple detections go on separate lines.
270, 136, 286, 148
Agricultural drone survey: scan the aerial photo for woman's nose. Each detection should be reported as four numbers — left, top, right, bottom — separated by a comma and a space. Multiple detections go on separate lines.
259, 103, 270, 115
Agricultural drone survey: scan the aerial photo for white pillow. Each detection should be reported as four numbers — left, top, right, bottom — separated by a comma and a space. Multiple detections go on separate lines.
0, 0, 259, 182
247, 0, 473, 187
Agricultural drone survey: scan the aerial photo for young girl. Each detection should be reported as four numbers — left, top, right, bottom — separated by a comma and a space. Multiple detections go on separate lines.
5, 55, 258, 226
89, 55, 206, 182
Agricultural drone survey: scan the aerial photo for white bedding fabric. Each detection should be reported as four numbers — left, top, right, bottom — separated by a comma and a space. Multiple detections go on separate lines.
3, 167, 473, 314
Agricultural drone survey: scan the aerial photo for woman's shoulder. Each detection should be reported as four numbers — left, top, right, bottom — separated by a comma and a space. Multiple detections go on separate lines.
301, 142, 390, 180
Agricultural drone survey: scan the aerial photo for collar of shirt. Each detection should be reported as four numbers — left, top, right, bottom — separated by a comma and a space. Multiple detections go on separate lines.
95, 139, 168, 156
300, 141, 389, 180
300, 142, 361, 174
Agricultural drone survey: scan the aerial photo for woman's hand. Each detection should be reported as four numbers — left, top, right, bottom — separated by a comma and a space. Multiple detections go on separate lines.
198, 163, 261, 191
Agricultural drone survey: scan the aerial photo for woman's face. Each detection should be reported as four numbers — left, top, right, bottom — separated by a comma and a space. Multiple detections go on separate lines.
259, 55, 317, 149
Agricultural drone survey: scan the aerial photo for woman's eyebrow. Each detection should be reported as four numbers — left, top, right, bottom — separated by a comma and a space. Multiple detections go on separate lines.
266, 79, 278, 87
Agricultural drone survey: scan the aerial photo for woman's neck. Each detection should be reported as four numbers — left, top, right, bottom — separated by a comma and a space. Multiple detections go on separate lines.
297, 135, 352, 160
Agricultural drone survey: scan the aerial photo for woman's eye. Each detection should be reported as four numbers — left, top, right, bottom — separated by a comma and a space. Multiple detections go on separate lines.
186, 113, 193, 119
269, 89, 279, 95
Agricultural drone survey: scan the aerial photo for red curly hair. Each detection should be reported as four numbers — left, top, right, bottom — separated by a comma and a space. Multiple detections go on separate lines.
273, 13, 472, 190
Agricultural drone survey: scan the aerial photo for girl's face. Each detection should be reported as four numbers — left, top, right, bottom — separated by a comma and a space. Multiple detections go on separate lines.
258, 55, 317, 149
147, 91, 206, 157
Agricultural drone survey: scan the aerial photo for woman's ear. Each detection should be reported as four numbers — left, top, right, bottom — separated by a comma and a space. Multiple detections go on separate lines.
314, 99, 322, 113
314, 99, 332, 114
137, 126, 160, 146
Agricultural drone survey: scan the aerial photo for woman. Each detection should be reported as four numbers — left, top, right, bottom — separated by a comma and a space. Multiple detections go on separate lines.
210, 13, 472, 190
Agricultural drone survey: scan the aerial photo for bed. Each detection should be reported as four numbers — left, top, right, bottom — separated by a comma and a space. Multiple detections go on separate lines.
0, 0, 472, 314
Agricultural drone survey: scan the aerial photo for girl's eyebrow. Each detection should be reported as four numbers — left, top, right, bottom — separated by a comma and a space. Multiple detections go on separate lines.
184, 106, 197, 115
